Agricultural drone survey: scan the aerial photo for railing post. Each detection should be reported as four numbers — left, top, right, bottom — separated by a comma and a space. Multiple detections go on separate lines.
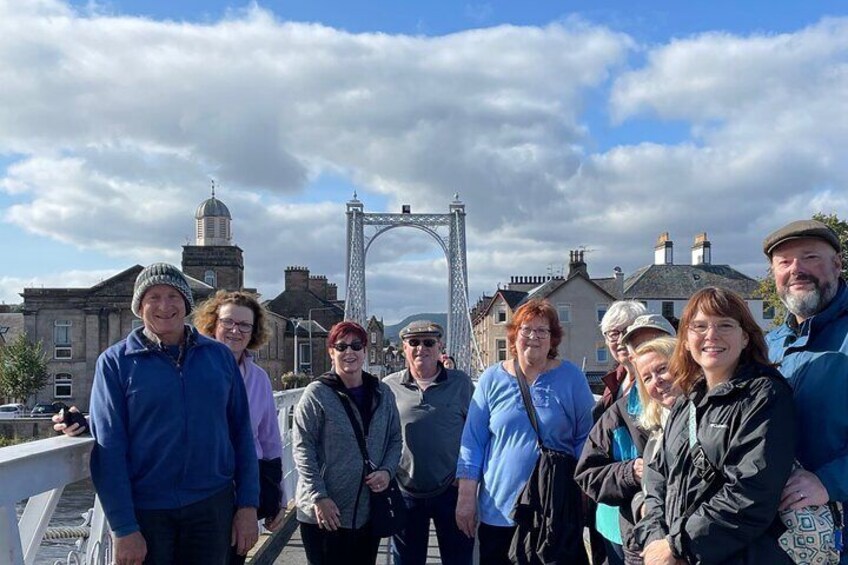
0, 504, 25, 565
18, 487, 64, 565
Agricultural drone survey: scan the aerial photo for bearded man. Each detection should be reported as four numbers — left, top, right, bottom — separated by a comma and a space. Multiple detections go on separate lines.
763, 219, 848, 565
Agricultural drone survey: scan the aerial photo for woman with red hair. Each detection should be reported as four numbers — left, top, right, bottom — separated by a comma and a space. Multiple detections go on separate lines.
293, 321, 403, 564
455, 299, 595, 564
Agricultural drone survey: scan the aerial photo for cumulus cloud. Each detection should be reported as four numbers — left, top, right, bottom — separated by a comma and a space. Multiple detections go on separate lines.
3, 1, 848, 323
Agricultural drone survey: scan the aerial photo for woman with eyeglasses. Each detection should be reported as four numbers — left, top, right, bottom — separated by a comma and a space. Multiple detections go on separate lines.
635, 287, 796, 564
293, 321, 403, 564
193, 290, 285, 564
456, 299, 594, 564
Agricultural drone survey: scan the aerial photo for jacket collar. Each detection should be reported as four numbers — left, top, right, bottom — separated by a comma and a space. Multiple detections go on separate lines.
690, 361, 784, 402
317, 370, 380, 395
125, 325, 205, 355
400, 364, 447, 387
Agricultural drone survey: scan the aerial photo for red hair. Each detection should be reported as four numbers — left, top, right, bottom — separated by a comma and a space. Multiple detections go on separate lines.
326, 321, 367, 349
506, 299, 563, 359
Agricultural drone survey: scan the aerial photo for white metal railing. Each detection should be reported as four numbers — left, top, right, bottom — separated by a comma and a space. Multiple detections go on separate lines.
0, 387, 305, 565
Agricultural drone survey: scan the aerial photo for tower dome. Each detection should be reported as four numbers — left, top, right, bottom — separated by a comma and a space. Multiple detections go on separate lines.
195, 181, 232, 246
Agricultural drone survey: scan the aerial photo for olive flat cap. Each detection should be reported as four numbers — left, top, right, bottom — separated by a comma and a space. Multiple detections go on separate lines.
399, 320, 443, 339
763, 219, 841, 257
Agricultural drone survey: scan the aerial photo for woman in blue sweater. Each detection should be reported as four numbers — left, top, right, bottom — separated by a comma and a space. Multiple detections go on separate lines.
455, 299, 595, 564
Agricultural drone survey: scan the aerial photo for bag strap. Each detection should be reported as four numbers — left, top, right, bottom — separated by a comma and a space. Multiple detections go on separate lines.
335, 390, 375, 471
513, 359, 543, 448
683, 400, 723, 519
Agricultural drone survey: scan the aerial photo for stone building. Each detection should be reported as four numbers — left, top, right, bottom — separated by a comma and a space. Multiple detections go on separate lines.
365, 315, 385, 376
18, 189, 300, 410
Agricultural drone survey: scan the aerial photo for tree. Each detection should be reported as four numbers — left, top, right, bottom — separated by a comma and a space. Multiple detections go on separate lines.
0, 333, 48, 404
757, 213, 848, 327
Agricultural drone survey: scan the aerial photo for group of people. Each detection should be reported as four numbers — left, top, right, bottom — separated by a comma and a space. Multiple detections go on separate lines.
56, 217, 848, 565
289, 217, 848, 565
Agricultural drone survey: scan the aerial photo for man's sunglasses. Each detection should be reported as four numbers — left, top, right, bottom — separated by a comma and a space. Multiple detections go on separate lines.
332, 341, 364, 352
406, 338, 438, 348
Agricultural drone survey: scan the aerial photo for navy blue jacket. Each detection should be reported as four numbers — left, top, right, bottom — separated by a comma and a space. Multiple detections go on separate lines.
90, 326, 259, 537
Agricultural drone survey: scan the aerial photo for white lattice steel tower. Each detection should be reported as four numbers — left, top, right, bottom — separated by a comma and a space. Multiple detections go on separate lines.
345, 194, 476, 373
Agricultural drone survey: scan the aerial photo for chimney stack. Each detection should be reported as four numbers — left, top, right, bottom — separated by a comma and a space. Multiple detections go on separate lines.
568, 250, 588, 278
692, 232, 711, 265
284, 266, 310, 291
654, 233, 673, 265
613, 266, 624, 298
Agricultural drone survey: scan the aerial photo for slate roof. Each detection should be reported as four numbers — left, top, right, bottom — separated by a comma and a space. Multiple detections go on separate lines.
593, 276, 621, 298
624, 264, 759, 300
520, 272, 618, 306
0, 313, 24, 346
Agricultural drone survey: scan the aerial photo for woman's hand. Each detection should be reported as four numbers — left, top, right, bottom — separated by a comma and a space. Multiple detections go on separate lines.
633, 457, 644, 481
364, 469, 390, 493
314, 497, 341, 531
780, 468, 829, 510
455, 479, 478, 538
641, 539, 685, 565
264, 507, 286, 532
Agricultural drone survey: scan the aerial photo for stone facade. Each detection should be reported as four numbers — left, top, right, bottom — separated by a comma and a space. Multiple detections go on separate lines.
366, 316, 385, 376
181, 245, 244, 290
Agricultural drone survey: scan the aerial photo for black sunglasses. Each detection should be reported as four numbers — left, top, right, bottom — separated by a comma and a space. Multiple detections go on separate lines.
332, 341, 364, 352
407, 338, 438, 348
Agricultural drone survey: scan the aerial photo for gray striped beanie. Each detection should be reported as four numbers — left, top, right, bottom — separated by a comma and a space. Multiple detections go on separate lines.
131, 263, 194, 317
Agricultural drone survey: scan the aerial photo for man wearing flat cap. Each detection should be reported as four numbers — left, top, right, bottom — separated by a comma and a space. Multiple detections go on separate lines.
763, 219, 848, 562
383, 320, 475, 565
89, 263, 259, 565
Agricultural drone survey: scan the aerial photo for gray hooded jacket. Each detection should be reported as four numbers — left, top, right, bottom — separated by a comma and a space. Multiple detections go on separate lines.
293, 371, 402, 529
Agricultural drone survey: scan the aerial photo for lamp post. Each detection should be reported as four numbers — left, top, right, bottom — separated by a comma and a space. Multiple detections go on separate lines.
292, 318, 303, 374
307, 306, 338, 374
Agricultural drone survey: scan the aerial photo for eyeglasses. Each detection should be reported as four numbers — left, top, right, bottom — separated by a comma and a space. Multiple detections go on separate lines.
519, 327, 551, 339
218, 318, 254, 333
603, 329, 624, 342
406, 338, 438, 348
332, 341, 364, 352
687, 321, 741, 335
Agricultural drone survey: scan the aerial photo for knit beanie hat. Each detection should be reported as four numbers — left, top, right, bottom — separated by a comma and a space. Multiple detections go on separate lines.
131, 263, 194, 317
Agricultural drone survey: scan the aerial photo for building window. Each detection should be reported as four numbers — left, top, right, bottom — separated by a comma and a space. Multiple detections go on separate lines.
204, 270, 217, 287
54, 373, 73, 398
371, 331, 377, 344
54, 320, 72, 359
370, 348, 376, 364
299, 342, 311, 372
557, 304, 571, 324
596, 305, 608, 323
763, 302, 775, 320
495, 308, 507, 324
496, 339, 507, 362
662, 301, 675, 319
596, 345, 609, 364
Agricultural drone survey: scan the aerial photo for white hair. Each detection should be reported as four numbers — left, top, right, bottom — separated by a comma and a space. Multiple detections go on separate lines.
600, 300, 648, 333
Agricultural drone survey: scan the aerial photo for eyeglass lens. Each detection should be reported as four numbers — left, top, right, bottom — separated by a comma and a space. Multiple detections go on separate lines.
333, 341, 364, 352
407, 338, 437, 347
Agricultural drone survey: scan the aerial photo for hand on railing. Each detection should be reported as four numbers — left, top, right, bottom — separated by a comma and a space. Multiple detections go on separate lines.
52, 407, 89, 436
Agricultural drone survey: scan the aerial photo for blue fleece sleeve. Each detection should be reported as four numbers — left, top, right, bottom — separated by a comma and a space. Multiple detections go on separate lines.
456, 368, 493, 480
89, 350, 139, 537
228, 354, 259, 508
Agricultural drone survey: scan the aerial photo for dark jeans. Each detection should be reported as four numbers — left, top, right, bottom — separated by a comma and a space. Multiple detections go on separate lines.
602, 538, 625, 565
299, 520, 381, 565
477, 522, 517, 565
135, 487, 234, 565
391, 485, 474, 565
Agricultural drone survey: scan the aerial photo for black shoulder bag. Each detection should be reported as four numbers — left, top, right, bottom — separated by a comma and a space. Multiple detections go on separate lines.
509, 360, 589, 565
336, 390, 407, 538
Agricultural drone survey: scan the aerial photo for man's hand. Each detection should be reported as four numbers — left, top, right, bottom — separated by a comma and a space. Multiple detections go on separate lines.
780, 468, 829, 510
113, 530, 147, 565
231, 507, 259, 556
264, 507, 286, 532
314, 498, 341, 531
633, 457, 644, 481
641, 539, 685, 565
52, 407, 87, 436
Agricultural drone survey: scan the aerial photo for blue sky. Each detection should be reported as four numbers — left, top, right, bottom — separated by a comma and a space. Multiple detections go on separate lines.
3, 0, 848, 321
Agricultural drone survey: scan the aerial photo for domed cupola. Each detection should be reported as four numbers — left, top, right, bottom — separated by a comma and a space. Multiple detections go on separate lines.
195, 181, 232, 246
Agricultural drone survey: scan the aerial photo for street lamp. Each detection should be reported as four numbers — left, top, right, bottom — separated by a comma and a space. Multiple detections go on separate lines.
292, 318, 303, 374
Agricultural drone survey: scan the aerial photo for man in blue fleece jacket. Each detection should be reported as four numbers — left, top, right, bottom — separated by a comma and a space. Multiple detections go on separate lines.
89, 263, 259, 565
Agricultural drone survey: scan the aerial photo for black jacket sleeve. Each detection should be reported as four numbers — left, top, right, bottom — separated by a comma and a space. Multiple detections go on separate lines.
678, 379, 796, 563
634, 415, 672, 550
575, 402, 641, 506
